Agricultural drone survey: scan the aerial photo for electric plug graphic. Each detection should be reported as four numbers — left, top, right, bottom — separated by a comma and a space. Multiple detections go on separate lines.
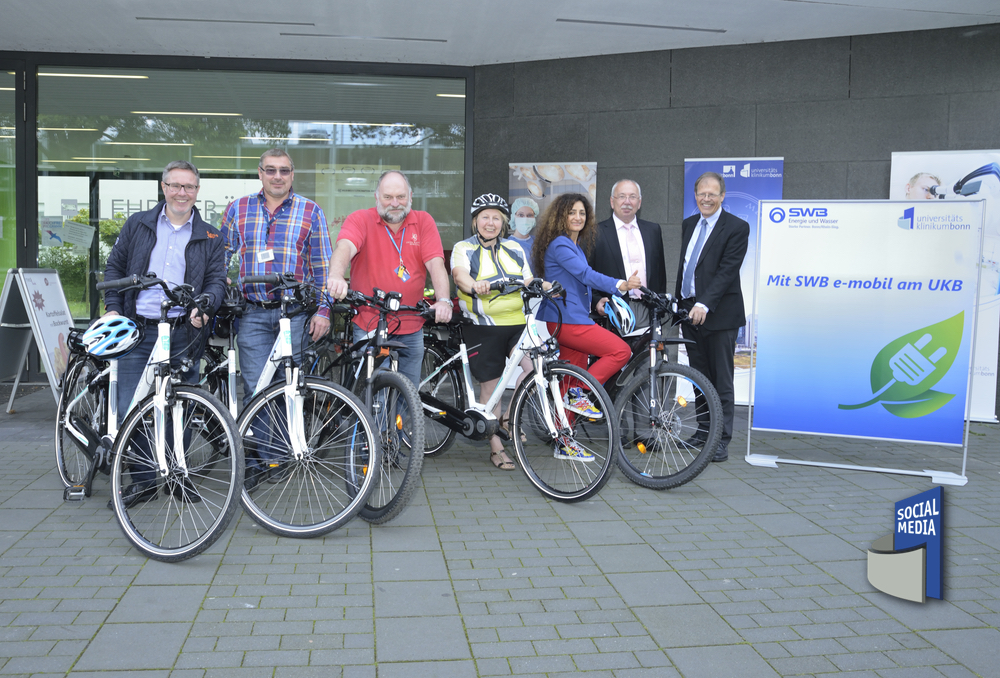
839, 312, 963, 414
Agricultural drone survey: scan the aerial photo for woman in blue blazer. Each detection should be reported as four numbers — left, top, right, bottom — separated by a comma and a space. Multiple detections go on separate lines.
533, 193, 641, 392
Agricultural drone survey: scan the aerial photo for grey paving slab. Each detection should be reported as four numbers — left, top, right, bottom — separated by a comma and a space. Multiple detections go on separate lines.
370, 526, 442, 552
565, 520, 643, 546
607, 571, 701, 607
74, 622, 190, 670
372, 550, 449, 581
667, 644, 780, 678
134, 557, 223, 585
633, 604, 742, 648
107, 585, 210, 623
585, 544, 670, 573
375, 659, 478, 677
374, 615, 471, 662
374, 580, 459, 617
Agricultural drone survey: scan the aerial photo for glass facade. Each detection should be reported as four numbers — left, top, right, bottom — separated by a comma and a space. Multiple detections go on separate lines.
0, 70, 15, 286
34, 64, 468, 319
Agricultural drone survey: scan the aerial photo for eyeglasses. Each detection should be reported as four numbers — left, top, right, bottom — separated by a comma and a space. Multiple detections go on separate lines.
614, 193, 640, 202
259, 166, 293, 176
696, 192, 721, 200
163, 182, 199, 193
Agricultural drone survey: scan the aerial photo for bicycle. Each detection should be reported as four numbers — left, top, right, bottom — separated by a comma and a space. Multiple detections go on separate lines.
418, 278, 618, 502
57, 274, 243, 562
309, 286, 425, 524
235, 273, 381, 538
609, 287, 723, 489
200, 285, 244, 418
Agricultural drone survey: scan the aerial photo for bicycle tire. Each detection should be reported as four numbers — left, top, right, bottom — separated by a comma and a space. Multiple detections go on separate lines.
510, 362, 616, 503
359, 370, 425, 523
615, 362, 722, 490
420, 343, 464, 457
110, 385, 243, 562
56, 355, 108, 487
237, 377, 380, 538
237, 377, 381, 539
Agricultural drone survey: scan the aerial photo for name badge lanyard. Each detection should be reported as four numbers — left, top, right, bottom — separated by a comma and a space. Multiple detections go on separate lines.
384, 223, 410, 282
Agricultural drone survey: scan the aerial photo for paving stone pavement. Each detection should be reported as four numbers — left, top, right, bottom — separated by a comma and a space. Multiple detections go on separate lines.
2, 386, 998, 677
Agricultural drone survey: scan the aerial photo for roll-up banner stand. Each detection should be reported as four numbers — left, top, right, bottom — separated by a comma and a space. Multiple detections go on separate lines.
890, 151, 1000, 423
749, 200, 985, 486
683, 158, 784, 405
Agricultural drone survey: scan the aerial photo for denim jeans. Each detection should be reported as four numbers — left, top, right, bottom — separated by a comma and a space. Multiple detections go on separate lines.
351, 324, 423, 390
116, 322, 200, 485
237, 306, 309, 402
238, 306, 309, 468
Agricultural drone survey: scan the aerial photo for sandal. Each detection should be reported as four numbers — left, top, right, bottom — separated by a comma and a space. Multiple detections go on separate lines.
497, 415, 527, 444
490, 450, 516, 471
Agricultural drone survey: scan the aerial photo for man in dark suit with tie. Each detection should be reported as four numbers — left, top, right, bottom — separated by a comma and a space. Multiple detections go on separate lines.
589, 179, 666, 328
676, 172, 750, 462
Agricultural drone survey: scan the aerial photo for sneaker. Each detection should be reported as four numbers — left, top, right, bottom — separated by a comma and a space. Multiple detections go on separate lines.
564, 387, 603, 418
553, 436, 594, 462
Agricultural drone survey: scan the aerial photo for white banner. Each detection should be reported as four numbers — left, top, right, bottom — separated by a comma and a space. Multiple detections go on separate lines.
890, 151, 999, 422
753, 200, 984, 447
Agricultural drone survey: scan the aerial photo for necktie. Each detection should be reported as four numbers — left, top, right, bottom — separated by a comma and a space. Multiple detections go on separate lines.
624, 224, 645, 298
682, 218, 708, 299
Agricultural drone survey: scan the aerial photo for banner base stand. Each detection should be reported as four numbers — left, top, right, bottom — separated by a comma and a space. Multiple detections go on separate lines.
744, 453, 968, 486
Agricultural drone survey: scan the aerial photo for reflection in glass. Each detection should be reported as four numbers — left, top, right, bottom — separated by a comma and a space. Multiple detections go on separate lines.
37, 65, 467, 319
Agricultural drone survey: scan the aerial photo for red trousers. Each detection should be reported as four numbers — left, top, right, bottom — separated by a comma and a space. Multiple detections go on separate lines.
547, 322, 631, 386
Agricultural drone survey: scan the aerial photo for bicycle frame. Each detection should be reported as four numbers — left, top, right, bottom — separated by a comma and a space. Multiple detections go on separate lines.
250, 314, 310, 461
420, 284, 572, 441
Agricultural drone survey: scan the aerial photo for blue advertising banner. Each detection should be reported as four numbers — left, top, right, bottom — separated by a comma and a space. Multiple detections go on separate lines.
684, 158, 783, 404
753, 200, 984, 446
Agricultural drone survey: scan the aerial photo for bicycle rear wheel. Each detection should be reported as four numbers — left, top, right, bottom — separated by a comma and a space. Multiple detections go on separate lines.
56, 355, 108, 487
110, 385, 243, 562
420, 343, 464, 457
510, 363, 616, 502
615, 363, 721, 490
238, 378, 380, 538
360, 370, 424, 523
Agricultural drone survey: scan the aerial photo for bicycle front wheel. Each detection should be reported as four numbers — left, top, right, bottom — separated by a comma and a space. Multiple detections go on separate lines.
510, 363, 616, 503
110, 385, 243, 562
420, 343, 464, 457
56, 355, 107, 487
615, 363, 722, 490
360, 370, 424, 523
238, 378, 380, 538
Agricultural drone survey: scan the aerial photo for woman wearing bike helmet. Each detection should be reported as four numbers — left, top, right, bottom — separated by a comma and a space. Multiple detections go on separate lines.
451, 193, 537, 470
533, 193, 640, 404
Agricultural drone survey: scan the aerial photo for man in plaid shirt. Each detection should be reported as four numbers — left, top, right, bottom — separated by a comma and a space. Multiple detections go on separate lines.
220, 148, 333, 405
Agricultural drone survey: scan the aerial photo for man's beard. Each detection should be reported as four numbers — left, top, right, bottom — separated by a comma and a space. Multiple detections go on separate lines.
378, 201, 412, 224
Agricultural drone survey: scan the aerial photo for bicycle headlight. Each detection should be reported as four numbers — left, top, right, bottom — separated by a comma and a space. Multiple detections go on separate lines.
388, 298, 400, 312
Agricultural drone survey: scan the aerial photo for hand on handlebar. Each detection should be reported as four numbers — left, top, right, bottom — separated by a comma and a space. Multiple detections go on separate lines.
327, 277, 349, 300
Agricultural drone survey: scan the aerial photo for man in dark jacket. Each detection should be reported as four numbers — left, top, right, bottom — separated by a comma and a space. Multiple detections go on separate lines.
101, 160, 227, 506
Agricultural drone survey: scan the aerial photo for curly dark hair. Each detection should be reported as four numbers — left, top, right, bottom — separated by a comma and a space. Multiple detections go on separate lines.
531, 193, 596, 279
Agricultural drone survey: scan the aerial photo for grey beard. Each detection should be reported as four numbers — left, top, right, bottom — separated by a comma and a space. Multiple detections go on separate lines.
378, 205, 411, 224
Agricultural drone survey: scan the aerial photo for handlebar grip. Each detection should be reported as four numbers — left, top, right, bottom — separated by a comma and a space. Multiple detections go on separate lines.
96, 274, 143, 291
243, 274, 284, 285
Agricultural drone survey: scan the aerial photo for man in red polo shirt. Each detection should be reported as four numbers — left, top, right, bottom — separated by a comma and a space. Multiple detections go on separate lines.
327, 170, 452, 388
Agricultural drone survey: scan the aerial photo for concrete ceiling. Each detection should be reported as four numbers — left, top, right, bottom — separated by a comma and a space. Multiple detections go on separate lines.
2, 0, 999, 67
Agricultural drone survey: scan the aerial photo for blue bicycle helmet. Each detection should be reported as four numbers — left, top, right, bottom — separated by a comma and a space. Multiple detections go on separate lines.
81, 316, 143, 358
606, 295, 636, 336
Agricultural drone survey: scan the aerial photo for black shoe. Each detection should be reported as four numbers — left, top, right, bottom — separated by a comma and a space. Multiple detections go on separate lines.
244, 467, 265, 492
683, 430, 709, 448
712, 441, 729, 463
168, 476, 202, 504
108, 481, 157, 510
266, 462, 290, 485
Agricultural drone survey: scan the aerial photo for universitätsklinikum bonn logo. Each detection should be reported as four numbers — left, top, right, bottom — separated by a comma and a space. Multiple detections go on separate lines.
898, 207, 915, 230
867, 486, 943, 603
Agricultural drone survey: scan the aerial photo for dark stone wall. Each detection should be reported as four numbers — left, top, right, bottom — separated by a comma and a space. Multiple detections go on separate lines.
472, 24, 1000, 292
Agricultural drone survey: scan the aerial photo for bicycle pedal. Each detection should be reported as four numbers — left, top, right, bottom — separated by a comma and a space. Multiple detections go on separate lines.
63, 485, 88, 502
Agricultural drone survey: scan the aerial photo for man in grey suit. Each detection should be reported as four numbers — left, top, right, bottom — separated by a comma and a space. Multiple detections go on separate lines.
675, 172, 749, 462
589, 179, 666, 329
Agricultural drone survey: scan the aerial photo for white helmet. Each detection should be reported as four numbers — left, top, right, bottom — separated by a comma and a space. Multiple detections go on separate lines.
606, 295, 635, 336
81, 316, 142, 358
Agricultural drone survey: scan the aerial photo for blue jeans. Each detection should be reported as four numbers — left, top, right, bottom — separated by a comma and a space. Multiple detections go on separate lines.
116, 322, 201, 485
237, 306, 309, 402
351, 324, 423, 390
238, 306, 308, 468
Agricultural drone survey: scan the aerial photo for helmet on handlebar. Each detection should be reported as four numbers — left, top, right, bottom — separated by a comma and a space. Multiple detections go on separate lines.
605, 295, 635, 336
81, 316, 143, 358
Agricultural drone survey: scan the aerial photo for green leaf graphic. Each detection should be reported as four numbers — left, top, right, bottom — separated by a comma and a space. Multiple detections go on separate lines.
838, 311, 963, 416
881, 390, 955, 418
